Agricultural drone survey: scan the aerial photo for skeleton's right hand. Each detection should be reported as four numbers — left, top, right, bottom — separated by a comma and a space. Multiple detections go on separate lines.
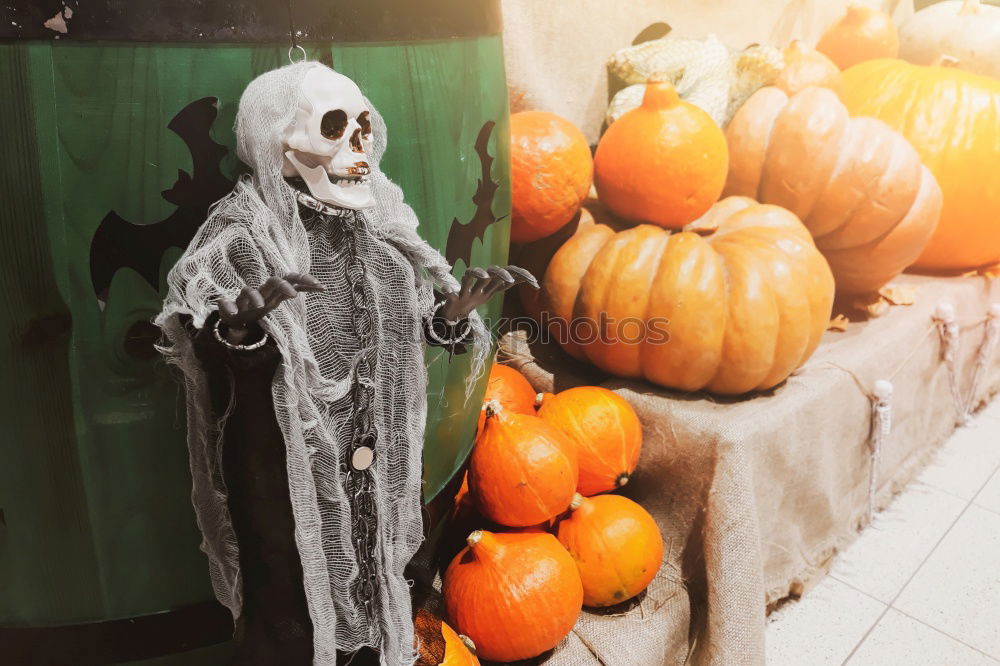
217, 273, 324, 344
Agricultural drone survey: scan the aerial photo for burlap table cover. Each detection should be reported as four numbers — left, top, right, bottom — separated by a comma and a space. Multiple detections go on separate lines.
498, 273, 1000, 665
501, 0, 915, 144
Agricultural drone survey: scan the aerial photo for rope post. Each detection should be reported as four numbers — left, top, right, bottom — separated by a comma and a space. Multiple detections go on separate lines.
868, 379, 893, 523
934, 303, 968, 426
966, 304, 1000, 417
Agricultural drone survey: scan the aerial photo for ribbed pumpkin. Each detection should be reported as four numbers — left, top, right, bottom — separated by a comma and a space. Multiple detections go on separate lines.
510, 111, 593, 244
773, 40, 843, 97
724, 86, 942, 294
415, 608, 481, 666
842, 58, 1000, 270
538, 196, 835, 394
443, 530, 583, 662
594, 80, 728, 229
469, 401, 578, 527
477, 363, 536, 432
817, 4, 899, 70
556, 494, 663, 607
899, 0, 1000, 80
537, 387, 642, 496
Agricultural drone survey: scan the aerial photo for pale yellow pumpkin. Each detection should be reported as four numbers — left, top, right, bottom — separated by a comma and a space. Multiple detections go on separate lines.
899, 0, 1000, 79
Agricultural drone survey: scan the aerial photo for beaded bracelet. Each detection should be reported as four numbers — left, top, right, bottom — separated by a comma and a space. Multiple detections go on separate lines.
213, 318, 270, 352
425, 301, 472, 347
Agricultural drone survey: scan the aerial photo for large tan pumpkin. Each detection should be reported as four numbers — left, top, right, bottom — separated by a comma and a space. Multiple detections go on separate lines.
537, 197, 835, 394
724, 86, 942, 294
899, 0, 1000, 80
842, 58, 1000, 270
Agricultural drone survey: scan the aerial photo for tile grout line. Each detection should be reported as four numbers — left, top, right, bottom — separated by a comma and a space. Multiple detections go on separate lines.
840, 441, 1000, 665
891, 606, 1000, 663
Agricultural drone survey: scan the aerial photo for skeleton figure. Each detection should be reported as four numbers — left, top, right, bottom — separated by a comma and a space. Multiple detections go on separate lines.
156, 62, 531, 666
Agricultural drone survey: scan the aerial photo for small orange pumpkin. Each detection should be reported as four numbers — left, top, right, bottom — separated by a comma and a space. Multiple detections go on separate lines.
537, 387, 642, 496
593, 80, 728, 229
556, 494, 663, 607
477, 363, 536, 432
510, 111, 594, 243
443, 530, 583, 662
469, 401, 578, 527
415, 608, 481, 666
774, 40, 843, 97
817, 4, 899, 70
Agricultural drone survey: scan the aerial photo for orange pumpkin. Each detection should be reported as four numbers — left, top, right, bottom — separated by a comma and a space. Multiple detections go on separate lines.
443, 530, 583, 662
477, 363, 536, 432
510, 111, 593, 244
415, 608, 481, 666
774, 40, 843, 97
537, 196, 835, 394
537, 387, 642, 496
556, 494, 663, 607
842, 58, 1000, 270
724, 86, 942, 294
593, 81, 728, 229
469, 401, 578, 526
817, 4, 899, 70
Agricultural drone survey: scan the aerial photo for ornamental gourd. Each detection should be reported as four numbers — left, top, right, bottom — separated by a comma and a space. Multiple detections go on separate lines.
537, 387, 643, 496
899, 0, 1000, 80
817, 4, 899, 70
594, 81, 728, 229
556, 494, 663, 607
537, 197, 835, 394
469, 401, 578, 527
842, 58, 1000, 270
724, 86, 942, 294
443, 530, 583, 662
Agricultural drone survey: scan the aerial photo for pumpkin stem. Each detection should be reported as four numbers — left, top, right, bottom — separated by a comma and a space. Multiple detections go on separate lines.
569, 493, 585, 511
484, 399, 504, 419
616, 472, 631, 488
466, 530, 501, 560
459, 634, 478, 655
959, 0, 982, 16
642, 80, 680, 110
932, 54, 961, 68
535, 392, 545, 408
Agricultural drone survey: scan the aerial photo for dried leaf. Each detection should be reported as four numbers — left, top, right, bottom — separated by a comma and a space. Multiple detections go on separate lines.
879, 285, 917, 306
828, 314, 850, 332
851, 295, 890, 318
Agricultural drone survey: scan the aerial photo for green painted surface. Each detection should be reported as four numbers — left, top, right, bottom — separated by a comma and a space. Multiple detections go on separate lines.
0, 36, 508, 646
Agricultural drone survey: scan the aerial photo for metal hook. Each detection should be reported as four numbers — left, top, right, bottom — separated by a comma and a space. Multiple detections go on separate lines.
288, 44, 307, 64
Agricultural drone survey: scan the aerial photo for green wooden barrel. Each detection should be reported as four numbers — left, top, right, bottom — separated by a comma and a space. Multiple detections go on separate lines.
0, 1, 508, 662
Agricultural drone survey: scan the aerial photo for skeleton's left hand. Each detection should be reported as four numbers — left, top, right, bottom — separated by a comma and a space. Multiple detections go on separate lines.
439, 265, 538, 322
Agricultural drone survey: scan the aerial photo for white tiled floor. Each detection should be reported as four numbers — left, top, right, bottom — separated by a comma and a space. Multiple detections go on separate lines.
767, 408, 1000, 666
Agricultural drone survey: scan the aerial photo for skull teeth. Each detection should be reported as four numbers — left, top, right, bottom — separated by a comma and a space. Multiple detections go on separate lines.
330, 176, 371, 185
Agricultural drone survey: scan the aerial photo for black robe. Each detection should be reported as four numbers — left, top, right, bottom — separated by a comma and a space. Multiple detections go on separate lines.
188, 300, 468, 665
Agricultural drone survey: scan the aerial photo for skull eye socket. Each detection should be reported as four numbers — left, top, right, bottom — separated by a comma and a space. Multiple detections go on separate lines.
358, 111, 372, 139
320, 109, 348, 140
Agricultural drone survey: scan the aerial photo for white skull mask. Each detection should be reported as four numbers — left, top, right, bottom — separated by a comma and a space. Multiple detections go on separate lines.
282, 67, 376, 209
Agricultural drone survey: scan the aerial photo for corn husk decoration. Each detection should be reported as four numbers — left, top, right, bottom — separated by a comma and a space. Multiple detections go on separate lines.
606, 35, 782, 128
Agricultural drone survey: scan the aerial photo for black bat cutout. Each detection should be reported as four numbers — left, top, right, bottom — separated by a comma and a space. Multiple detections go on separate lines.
90, 96, 235, 308
446, 120, 501, 268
